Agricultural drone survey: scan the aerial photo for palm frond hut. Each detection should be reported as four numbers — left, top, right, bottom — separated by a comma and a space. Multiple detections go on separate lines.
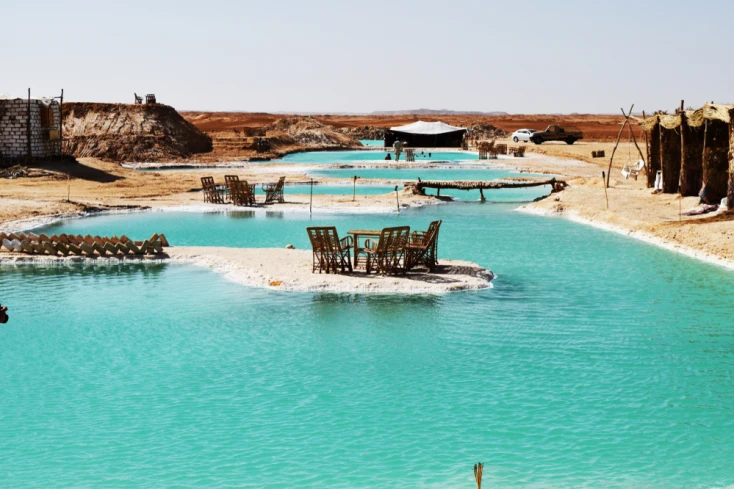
640, 104, 733, 203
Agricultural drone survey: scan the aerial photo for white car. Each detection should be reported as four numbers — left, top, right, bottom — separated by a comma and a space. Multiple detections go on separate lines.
511, 129, 537, 143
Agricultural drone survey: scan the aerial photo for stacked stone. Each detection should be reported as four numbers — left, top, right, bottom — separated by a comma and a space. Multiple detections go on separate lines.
0, 98, 60, 158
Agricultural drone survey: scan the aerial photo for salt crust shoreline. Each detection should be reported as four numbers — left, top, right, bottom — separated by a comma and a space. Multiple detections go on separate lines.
0, 247, 495, 294
518, 203, 734, 271
0, 199, 444, 234
5, 198, 734, 277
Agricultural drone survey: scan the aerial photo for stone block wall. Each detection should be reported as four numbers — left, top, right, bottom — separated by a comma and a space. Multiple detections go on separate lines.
0, 98, 61, 158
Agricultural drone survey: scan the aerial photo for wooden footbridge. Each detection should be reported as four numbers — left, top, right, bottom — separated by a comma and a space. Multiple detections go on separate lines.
404, 177, 567, 201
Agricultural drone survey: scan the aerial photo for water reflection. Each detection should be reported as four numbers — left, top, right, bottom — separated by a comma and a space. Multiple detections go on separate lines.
228, 210, 255, 220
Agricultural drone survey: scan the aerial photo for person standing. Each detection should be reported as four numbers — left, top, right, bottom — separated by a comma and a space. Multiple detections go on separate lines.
393, 139, 403, 162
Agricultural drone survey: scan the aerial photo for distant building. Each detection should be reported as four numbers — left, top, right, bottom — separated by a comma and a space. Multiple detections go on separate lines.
0, 95, 61, 159
384, 121, 466, 148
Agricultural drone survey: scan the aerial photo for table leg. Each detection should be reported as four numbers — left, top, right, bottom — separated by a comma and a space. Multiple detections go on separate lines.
353, 235, 361, 269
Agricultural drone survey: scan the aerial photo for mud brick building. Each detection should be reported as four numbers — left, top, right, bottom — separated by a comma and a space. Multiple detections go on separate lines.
0, 96, 61, 159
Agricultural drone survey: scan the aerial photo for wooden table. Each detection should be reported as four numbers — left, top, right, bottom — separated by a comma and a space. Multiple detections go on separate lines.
348, 229, 381, 269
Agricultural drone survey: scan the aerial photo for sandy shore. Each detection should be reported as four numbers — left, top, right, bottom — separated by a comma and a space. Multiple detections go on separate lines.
520, 173, 734, 270
0, 247, 495, 294
3, 149, 734, 274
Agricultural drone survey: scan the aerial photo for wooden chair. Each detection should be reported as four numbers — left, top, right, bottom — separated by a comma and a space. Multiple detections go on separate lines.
513, 145, 526, 157
224, 175, 239, 202
263, 176, 285, 204
201, 176, 225, 204
406, 220, 442, 271
364, 226, 410, 275
307, 227, 328, 273
230, 180, 256, 206
306, 227, 353, 274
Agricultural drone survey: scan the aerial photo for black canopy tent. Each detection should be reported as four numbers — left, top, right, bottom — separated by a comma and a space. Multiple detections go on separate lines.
384, 121, 466, 148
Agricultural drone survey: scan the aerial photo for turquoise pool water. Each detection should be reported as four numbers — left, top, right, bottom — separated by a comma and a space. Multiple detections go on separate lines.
256, 184, 396, 196
359, 139, 384, 147
309, 167, 542, 182
3, 203, 734, 488
279, 150, 478, 163
307, 168, 550, 200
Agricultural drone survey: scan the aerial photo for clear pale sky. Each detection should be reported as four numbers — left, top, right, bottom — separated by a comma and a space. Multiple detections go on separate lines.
2, 0, 732, 114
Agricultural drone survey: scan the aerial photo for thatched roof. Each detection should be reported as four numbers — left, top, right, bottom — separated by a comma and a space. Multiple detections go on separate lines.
640, 103, 734, 132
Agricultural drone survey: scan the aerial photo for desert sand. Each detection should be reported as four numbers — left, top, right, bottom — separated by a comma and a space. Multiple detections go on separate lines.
2, 107, 733, 276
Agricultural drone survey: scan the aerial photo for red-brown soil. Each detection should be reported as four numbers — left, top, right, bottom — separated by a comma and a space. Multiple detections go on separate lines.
183, 112, 628, 142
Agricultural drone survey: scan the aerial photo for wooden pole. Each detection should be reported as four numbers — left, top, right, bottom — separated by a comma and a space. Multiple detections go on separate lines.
702, 119, 708, 198
26, 88, 32, 160
479, 188, 485, 202
679, 111, 687, 195
474, 463, 484, 489
353, 175, 357, 202
395, 186, 400, 214
625, 111, 646, 167
642, 110, 649, 178
59, 88, 64, 157
309, 178, 313, 215
659, 118, 664, 192
602, 171, 609, 208
729, 117, 734, 210
606, 104, 634, 187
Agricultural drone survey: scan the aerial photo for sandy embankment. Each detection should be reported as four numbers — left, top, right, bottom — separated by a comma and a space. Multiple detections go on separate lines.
521, 174, 734, 270
0, 247, 495, 294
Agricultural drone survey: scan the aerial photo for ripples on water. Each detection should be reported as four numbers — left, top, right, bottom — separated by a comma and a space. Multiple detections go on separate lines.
2, 202, 734, 488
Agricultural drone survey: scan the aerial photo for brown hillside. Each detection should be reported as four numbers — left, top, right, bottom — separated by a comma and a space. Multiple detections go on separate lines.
63, 103, 212, 162
183, 112, 627, 142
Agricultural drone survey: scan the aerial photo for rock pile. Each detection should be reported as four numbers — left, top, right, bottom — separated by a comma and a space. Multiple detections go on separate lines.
465, 122, 508, 140
337, 125, 385, 140
62, 103, 212, 162
264, 116, 361, 149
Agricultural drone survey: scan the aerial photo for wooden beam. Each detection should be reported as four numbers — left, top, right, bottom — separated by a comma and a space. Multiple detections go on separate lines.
680, 111, 687, 195
606, 104, 634, 187
408, 177, 565, 192
26, 88, 32, 159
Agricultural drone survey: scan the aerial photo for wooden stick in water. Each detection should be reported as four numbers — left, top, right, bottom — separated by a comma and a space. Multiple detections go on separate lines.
474, 462, 484, 489
602, 171, 609, 209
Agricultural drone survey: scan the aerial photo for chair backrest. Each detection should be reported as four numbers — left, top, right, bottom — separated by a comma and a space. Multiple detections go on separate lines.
425, 220, 442, 246
224, 175, 239, 187
376, 226, 410, 253
276, 176, 286, 190
306, 227, 322, 251
201, 176, 215, 188
307, 226, 344, 254
308, 227, 340, 253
